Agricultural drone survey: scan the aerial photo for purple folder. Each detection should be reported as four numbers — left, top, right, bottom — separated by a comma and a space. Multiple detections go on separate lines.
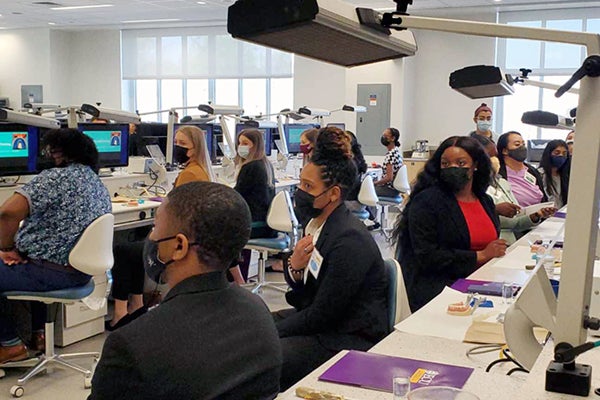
450, 278, 490, 293
318, 350, 474, 392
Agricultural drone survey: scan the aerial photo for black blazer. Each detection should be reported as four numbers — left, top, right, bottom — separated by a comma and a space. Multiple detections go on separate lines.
234, 160, 275, 223
398, 185, 500, 312
89, 272, 282, 400
499, 162, 548, 203
278, 204, 389, 351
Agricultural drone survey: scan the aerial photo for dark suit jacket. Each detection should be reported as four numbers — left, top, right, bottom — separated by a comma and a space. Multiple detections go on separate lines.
398, 185, 500, 311
234, 160, 275, 223
89, 272, 282, 400
278, 204, 389, 352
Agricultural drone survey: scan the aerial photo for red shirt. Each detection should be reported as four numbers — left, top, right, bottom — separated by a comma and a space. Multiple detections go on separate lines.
458, 199, 497, 251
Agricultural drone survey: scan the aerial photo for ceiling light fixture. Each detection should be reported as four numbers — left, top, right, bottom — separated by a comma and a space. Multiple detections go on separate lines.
197, 1, 207, 4
48, 22, 56, 25
121, 18, 182, 23
51, 4, 114, 11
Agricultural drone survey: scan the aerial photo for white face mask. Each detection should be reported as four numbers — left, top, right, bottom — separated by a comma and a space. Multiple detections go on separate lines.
477, 120, 492, 132
238, 145, 250, 159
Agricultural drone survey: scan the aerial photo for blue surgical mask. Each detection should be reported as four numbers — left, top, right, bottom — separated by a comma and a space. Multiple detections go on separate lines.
477, 120, 492, 132
238, 145, 250, 159
550, 155, 567, 169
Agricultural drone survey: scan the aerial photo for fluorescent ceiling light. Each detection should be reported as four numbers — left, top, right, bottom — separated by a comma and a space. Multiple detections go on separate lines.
51, 4, 114, 11
122, 18, 181, 23
48, 22, 56, 25
197, 1, 207, 4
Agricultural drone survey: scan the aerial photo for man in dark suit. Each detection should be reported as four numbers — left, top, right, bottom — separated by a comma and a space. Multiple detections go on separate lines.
89, 182, 282, 400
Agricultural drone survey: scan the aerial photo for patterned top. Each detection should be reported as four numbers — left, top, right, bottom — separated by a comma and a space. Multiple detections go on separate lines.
16, 164, 111, 265
382, 147, 403, 188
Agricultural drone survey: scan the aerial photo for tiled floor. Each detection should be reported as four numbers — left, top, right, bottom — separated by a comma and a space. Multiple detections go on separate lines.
0, 229, 396, 399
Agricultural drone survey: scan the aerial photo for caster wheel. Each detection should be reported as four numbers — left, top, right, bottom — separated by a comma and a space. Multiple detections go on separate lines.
84, 375, 92, 389
0, 369, 5, 378
10, 385, 24, 398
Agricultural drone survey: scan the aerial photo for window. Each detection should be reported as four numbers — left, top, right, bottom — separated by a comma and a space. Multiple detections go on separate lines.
122, 27, 294, 122
496, 10, 594, 140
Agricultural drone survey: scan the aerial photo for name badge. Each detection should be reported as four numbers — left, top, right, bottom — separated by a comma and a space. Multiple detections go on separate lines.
306, 248, 324, 282
524, 172, 536, 186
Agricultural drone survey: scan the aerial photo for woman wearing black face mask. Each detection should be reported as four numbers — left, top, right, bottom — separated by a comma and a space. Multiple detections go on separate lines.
275, 127, 389, 392
107, 125, 215, 331
496, 131, 546, 207
373, 127, 403, 198
172, 125, 215, 186
393, 136, 506, 312
538, 139, 570, 208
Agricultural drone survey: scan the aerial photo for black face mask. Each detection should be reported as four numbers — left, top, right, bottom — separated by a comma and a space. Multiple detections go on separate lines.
173, 145, 191, 165
381, 136, 390, 146
143, 235, 198, 284
507, 146, 528, 162
440, 167, 471, 193
294, 187, 333, 223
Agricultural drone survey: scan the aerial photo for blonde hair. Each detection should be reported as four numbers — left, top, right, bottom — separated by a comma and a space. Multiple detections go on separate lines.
235, 129, 274, 186
176, 125, 215, 182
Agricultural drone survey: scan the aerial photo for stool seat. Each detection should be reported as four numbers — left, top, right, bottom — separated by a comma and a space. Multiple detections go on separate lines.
379, 196, 403, 204
352, 210, 370, 220
3, 280, 95, 303
246, 233, 290, 251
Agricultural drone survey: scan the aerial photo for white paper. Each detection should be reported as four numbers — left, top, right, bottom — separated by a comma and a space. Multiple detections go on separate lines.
490, 245, 536, 270
394, 287, 507, 342
522, 201, 555, 216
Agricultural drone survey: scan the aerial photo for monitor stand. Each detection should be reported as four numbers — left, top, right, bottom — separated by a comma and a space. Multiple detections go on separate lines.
98, 168, 113, 178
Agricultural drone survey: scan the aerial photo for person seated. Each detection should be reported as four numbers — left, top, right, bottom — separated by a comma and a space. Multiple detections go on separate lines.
394, 136, 507, 312
469, 103, 497, 142
373, 127, 403, 198
274, 127, 388, 391
232, 128, 276, 282
496, 131, 547, 207
299, 128, 318, 166
108, 125, 215, 330
344, 130, 368, 213
0, 128, 111, 362
472, 134, 554, 244
89, 182, 282, 400
538, 139, 570, 209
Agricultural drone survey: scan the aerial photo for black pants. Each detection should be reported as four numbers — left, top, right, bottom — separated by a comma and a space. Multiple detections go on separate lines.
111, 241, 145, 301
272, 309, 337, 392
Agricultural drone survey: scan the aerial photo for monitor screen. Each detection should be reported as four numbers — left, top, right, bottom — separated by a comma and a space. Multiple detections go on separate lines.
174, 123, 214, 163
326, 123, 346, 131
285, 124, 318, 154
0, 124, 38, 177
136, 122, 168, 157
78, 123, 129, 168
235, 124, 272, 156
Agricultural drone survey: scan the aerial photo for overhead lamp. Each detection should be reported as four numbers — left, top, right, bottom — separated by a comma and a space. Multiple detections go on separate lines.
297, 107, 331, 117
179, 115, 216, 124
227, 0, 416, 67
342, 104, 367, 112
0, 109, 60, 129
198, 104, 244, 116
449, 65, 514, 99
521, 110, 575, 130
80, 104, 141, 124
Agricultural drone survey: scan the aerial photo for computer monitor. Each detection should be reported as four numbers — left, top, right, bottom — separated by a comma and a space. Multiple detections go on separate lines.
78, 123, 129, 168
285, 123, 319, 154
235, 124, 272, 156
527, 139, 550, 164
173, 123, 214, 162
326, 123, 346, 131
0, 123, 38, 177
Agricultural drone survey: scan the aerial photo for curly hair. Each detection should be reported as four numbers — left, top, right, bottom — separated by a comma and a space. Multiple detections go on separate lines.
393, 135, 492, 244
311, 127, 357, 200
41, 128, 99, 171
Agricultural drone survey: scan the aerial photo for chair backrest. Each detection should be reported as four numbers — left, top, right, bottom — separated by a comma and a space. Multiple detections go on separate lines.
384, 258, 411, 332
69, 214, 115, 276
266, 190, 298, 233
393, 164, 411, 193
357, 174, 379, 207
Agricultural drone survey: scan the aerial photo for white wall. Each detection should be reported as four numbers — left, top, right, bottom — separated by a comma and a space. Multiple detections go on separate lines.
0, 29, 51, 108
402, 11, 497, 148
67, 30, 122, 109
